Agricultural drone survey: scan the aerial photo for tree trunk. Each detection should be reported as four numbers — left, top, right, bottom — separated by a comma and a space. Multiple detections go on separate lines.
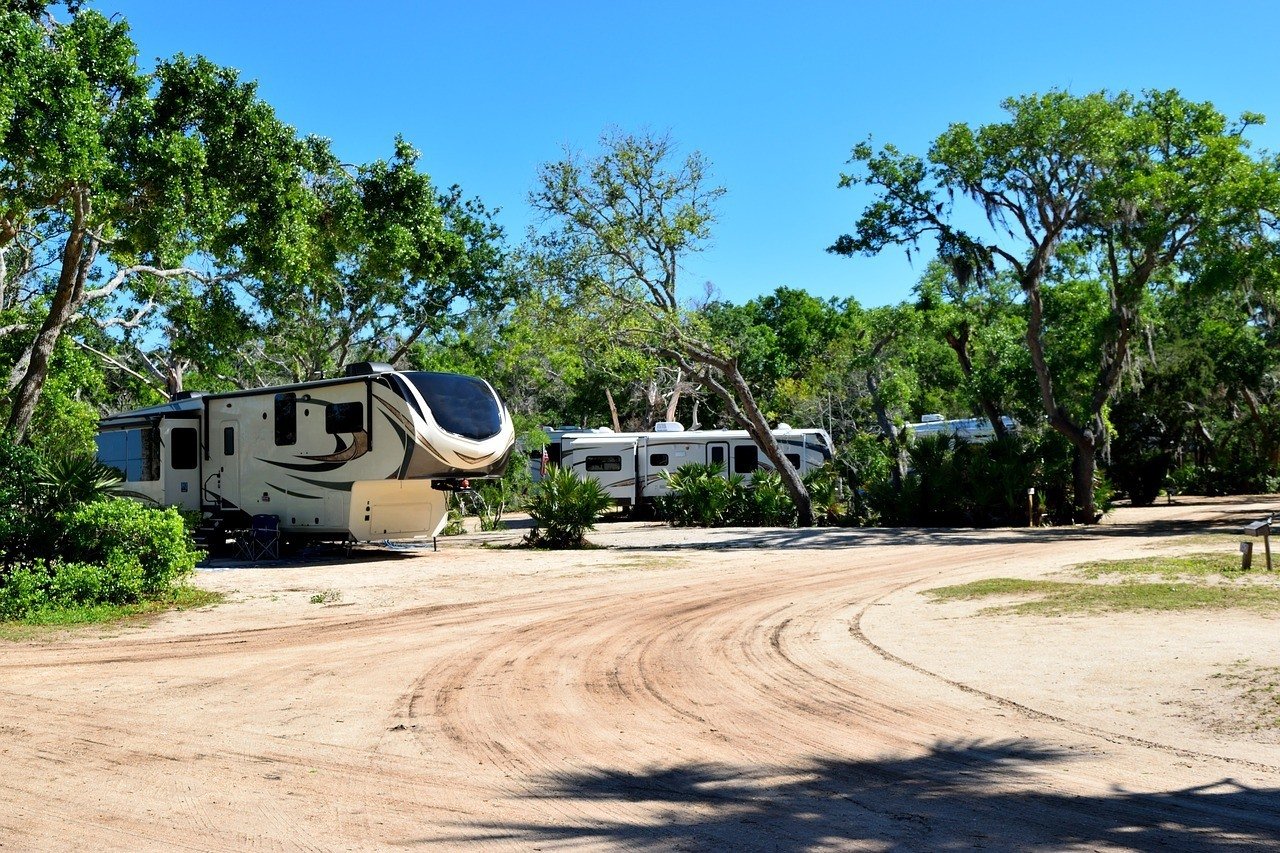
944, 326, 1007, 439
6, 195, 94, 440
1071, 433, 1098, 524
867, 370, 906, 491
669, 344, 814, 527
718, 360, 814, 527
605, 388, 621, 432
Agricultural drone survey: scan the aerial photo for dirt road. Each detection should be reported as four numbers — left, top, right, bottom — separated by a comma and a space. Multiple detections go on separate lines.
3, 498, 1280, 850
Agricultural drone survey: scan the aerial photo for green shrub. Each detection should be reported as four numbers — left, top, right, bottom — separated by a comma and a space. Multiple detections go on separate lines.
746, 469, 796, 526
0, 440, 55, 565
803, 464, 848, 525
525, 466, 612, 548
0, 561, 55, 620
60, 499, 203, 593
659, 463, 745, 527
39, 449, 123, 513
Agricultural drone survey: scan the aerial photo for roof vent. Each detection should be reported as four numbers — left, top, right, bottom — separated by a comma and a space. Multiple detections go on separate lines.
654, 421, 685, 432
344, 361, 394, 377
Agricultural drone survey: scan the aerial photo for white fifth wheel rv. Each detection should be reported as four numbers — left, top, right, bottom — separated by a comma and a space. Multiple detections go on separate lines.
541, 423, 834, 509
95, 363, 514, 543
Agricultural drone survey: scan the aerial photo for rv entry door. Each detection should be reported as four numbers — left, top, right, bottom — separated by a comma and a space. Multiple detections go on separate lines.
707, 441, 730, 478
210, 419, 241, 513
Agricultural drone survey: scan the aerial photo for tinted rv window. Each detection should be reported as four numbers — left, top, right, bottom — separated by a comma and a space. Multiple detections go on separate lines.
733, 444, 759, 474
785, 453, 801, 468
709, 445, 725, 465
585, 455, 622, 472
171, 427, 198, 470
326, 401, 364, 434
223, 426, 235, 456
649, 453, 669, 467
402, 372, 502, 440
275, 393, 297, 446
96, 426, 160, 482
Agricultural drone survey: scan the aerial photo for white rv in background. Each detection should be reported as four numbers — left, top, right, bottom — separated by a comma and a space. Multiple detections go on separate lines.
96, 363, 515, 543
538, 422, 835, 509
904, 413, 1016, 443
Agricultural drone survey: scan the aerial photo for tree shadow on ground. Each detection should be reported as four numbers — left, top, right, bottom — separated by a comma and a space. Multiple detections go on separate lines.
598, 506, 1271, 552
455, 739, 1280, 850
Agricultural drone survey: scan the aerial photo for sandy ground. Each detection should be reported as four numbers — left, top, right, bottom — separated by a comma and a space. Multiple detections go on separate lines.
3, 497, 1280, 850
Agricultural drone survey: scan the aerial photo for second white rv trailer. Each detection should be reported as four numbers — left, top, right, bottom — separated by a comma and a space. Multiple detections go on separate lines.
546, 423, 834, 509
904, 413, 1016, 443
96, 363, 515, 542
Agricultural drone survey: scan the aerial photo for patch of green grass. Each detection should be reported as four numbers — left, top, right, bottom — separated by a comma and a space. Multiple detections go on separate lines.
309, 589, 342, 605
925, 576, 1280, 616
927, 578, 1065, 601
1072, 552, 1243, 580
0, 585, 223, 641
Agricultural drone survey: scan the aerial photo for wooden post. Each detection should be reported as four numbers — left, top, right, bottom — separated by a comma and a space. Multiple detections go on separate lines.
1027, 487, 1036, 527
1267, 513, 1273, 572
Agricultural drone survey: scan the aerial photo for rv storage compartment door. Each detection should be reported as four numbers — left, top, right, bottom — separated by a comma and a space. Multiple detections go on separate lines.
349, 480, 448, 541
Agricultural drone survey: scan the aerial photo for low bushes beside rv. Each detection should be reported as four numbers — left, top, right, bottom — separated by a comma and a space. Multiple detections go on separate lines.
0, 440, 204, 623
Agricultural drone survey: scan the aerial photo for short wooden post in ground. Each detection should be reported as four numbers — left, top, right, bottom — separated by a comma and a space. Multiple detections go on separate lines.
1243, 513, 1274, 571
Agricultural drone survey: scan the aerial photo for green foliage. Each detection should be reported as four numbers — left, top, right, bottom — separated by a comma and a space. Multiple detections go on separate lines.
0, 439, 53, 562
745, 470, 795, 526
440, 496, 466, 536
38, 448, 122, 511
525, 466, 613, 548
59, 498, 202, 595
834, 88, 1280, 521
868, 433, 1047, 527
802, 464, 848, 526
659, 463, 744, 527
659, 463, 827, 528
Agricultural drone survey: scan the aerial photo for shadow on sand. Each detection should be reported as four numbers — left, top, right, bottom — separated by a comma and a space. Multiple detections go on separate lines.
457, 739, 1280, 850
593, 500, 1274, 552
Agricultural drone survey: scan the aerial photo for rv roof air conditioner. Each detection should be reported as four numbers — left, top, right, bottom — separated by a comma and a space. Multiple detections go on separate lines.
344, 361, 394, 377
921, 413, 946, 423
170, 391, 204, 401
653, 421, 685, 432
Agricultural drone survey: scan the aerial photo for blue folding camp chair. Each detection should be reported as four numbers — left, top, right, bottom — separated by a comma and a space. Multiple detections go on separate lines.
237, 514, 280, 561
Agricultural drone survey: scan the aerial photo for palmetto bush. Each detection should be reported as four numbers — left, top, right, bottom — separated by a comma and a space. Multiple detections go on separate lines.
746, 469, 796, 526
39, 450, 123, 512
659, 463, 745, 527
660, 462, 814, 527
525, 466, 613, 548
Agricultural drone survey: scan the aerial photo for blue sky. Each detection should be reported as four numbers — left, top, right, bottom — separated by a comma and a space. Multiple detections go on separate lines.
106, 0, 1280, 308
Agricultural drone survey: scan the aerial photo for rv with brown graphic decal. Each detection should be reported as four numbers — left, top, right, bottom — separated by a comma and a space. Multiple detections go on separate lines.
95, 363, 514, 545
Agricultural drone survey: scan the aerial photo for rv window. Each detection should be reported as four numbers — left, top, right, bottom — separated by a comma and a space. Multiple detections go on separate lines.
401, 372, 502, 440
649, 453, 669, 467
585, 455, 622, 472
96, 426, 160, 482
785, 453, 801, 468
223, 426, 235, 456
710, 445, 725, 465
326, 401, 364, 434
275, 393, 297, 446
733, 444, 759, 474
171, 427, 198, 470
